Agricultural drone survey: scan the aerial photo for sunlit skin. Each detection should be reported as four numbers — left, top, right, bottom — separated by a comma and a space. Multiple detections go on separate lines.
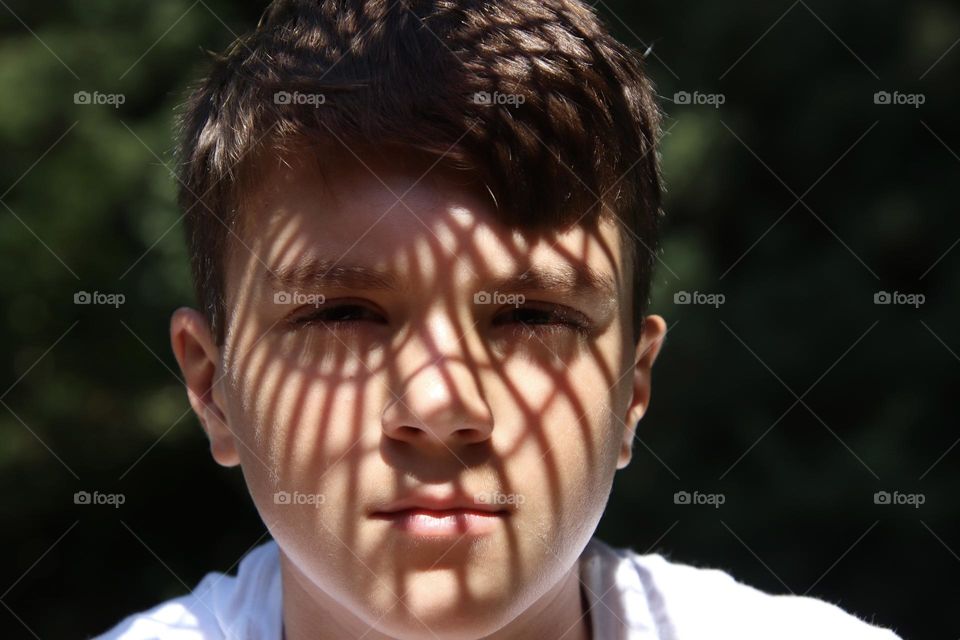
170, 148, 666, 640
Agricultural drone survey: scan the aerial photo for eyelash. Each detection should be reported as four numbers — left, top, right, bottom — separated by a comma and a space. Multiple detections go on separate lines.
289, 303, 592, 338
290, 304, 380, 337
493, 306, 592, 338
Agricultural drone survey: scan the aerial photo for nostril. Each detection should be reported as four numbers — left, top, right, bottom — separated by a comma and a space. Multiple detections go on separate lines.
389, 424, 488, 445
454, 427, 488, 443
395, 426, 422, 439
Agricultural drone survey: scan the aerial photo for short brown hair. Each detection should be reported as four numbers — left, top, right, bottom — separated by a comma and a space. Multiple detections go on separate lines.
176, 0, 663, 345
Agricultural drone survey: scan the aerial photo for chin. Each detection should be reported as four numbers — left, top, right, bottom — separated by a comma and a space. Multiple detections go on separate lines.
353, 576, 522, 640
365, 609, 511, 640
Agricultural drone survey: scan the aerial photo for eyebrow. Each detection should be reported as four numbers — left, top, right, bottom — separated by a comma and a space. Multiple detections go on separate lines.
268, 259, 400, 293
266, 258, 618, 302
487, 264, 618, 303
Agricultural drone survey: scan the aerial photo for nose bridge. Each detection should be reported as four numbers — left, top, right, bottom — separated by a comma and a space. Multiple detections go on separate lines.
382, 306, 493, 444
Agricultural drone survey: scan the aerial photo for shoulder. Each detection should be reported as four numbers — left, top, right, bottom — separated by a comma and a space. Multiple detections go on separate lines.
580, 538, 903, 640
90, 574, 222, 640
90, 540, 281, 640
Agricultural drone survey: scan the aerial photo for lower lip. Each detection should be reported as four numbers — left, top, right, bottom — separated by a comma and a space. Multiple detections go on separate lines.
374, 508, 507, 537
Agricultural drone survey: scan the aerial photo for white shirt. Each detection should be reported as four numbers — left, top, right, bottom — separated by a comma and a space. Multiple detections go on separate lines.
93, 538, 902, 639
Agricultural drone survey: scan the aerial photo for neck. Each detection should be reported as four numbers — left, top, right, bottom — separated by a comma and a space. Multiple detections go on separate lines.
279, 554, 591, 640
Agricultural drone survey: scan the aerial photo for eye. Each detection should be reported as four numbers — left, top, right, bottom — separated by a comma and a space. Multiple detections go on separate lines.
290, 302, 385, 332
492, 304, 592, 338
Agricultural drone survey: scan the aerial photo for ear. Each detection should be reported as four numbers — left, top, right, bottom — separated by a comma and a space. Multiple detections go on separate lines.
618, 314, 667, 469
170, 307, 240, 467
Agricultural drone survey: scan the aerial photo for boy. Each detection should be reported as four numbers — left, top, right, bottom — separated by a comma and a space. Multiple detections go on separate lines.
97, 0, 902, 638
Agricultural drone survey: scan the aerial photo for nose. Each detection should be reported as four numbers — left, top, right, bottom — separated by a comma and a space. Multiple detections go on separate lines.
381, 317, 494, 447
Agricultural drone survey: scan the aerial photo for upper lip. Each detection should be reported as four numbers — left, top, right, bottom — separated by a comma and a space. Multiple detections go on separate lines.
371, 491, 511, 515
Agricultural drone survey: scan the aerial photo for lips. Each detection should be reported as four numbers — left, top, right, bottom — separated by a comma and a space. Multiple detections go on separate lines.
370, 492, 511, 538
371, 508, 507, 537
373, 493, 511, 515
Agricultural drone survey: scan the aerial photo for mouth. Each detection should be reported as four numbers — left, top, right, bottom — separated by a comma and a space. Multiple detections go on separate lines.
370, 507, 510, 538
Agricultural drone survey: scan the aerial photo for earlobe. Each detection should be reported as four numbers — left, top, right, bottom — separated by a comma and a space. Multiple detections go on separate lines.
618, 314, 667, 470
202, 404, 242, 468
617, 418, 641, 470
170, 307, 241, 468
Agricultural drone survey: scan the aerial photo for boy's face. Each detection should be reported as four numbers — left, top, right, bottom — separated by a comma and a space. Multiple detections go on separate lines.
172, 149, 665, 638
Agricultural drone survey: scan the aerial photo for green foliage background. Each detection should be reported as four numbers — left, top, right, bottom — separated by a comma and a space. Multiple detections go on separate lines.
0, 1, 956, 638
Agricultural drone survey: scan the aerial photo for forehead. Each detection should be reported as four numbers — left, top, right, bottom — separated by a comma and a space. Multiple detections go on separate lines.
227, 149, 631, 298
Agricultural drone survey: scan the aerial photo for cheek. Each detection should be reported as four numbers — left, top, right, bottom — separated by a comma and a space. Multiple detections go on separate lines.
497, 341, 624, 455
224, 347, 384, 530
493, 351, 623, 531
231, 365, 392, 597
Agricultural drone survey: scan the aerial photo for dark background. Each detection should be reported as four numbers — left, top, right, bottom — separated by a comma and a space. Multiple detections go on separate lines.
1, 1, 956, 638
